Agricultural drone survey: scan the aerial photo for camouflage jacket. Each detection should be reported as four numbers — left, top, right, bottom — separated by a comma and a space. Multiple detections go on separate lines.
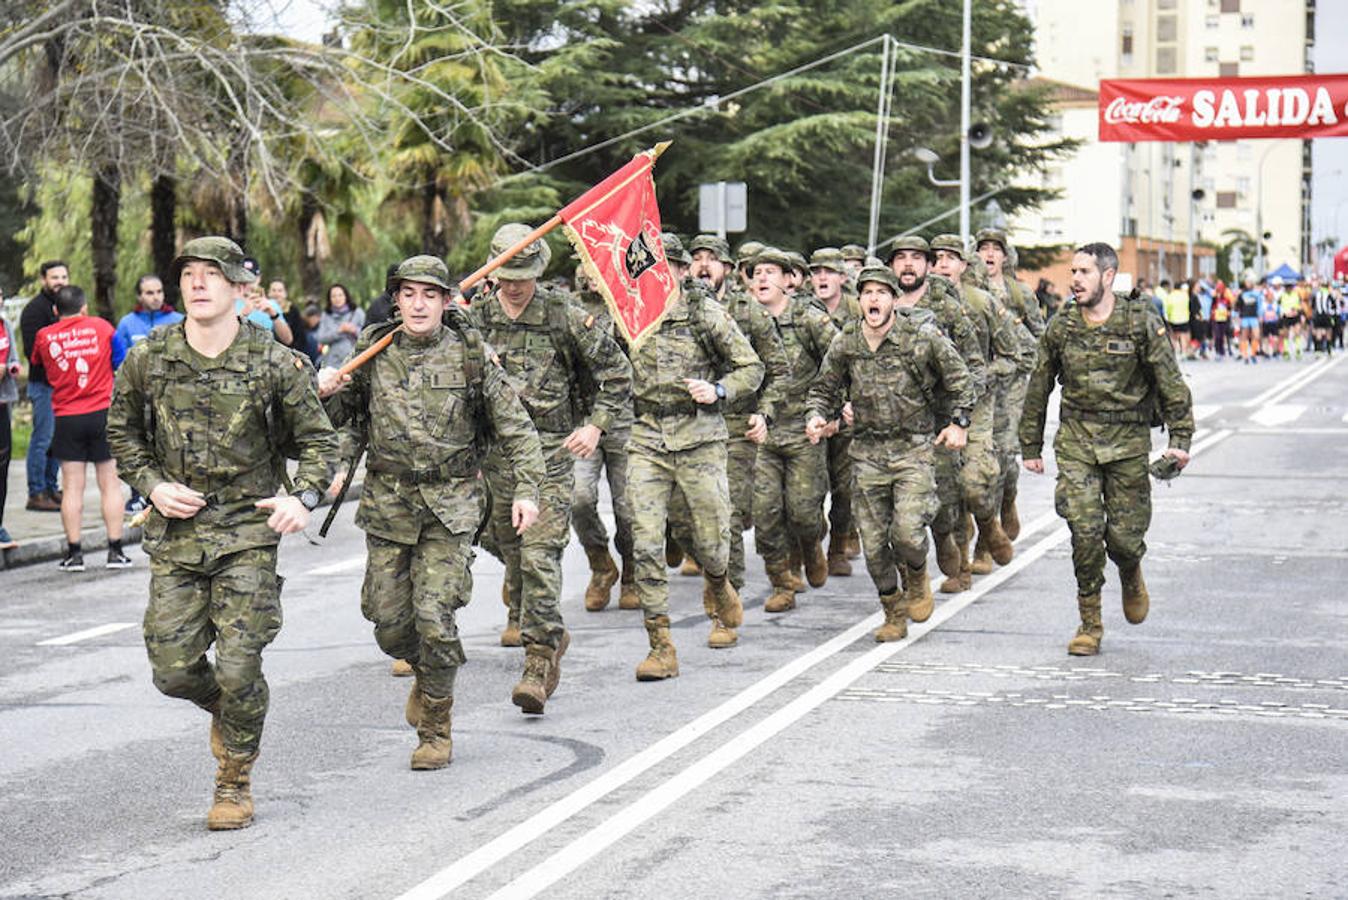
918, 275, 989, 404
718, 283, 789, 429
823, 292, 862, 331
629, 288, 764, 453
765, 295, 839, 437
1019, 294, 1194, 465
991, 275, 1046, 341
332, 318, 544, 544
958, 282, 1028, 380
470, 285, 632, 438
807, 308, 973, 463
107, 320, 338, 563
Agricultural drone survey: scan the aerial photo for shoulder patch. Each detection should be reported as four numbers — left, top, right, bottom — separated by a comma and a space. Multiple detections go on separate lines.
294, 357, 304, 369
1156, 326, 1165, 336
584, 314, 595, 329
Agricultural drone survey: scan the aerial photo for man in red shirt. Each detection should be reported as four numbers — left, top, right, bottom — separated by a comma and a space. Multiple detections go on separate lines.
32, 285, 128, 572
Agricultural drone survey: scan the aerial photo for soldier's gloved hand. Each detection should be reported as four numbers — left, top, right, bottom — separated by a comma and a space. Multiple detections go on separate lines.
745, 414, 768, 444
935, 424, 967, 450
841, 402, 854, 427
804, 416, 828, 445
564, 424, 603, 459
149, 482, 207, 519
1023, 458, 1045, 474
512, 498, 540, 535
683, 378, 719, 405
317, 367, 350, 399
256, 495, 310, 534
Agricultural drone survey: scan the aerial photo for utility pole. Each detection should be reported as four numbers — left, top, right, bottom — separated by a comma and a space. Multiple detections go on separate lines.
958, 0, 972, 242
866, 35, 892, 254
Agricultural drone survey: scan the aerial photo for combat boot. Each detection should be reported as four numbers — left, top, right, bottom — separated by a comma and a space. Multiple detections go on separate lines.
680, 556, 702, 577
802, 539, 829, 588
411, 695, 453, 769
707, 615, 738, 649
665, 539, 683, 568
786, 547, 807, 592
1067, 594, 1104, 656
941, 534, 972, 594
390, 658, 413, 677
827, 531, 852, 577
845, 528, 862, 560
545, 630, 570, 697
501, 582, 510, 607
763, 558, 797, 613
405, 675, 424, 728
935, 531, 961, 579
511, 644, 553, 714
905, 562, 934, 623
583, 545, 619, 612
1001, 490, 1021, 540
635, 615, 679, 681
207, 750, 257, 831
500, 614, 522, 647
1119, 562, 1150, 624
618, 556, 639, 609
976, 516, 1014, 566
704, 572, 744, 628
874, 590, 908, 642
198, 695, 226, 762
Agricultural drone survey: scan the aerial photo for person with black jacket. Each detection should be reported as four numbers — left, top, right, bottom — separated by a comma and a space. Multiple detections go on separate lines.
19, 260, 69, 511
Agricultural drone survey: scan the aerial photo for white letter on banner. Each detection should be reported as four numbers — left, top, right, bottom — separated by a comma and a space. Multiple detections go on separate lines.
1193, 90, 1215, 128
1213, 90, 1241, 128
1242, 89, 1266, 127
1283, 88, 1309, 126
1266, 89, 1282, 126
1307, 87, 1336, 126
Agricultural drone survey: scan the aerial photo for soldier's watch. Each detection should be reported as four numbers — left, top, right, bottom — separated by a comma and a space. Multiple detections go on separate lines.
950, 411, 972, 429
298, 489, 322, 511
714, 382, 727, 400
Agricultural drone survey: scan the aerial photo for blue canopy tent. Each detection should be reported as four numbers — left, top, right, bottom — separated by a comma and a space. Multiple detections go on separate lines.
1268, 263, 1302, 283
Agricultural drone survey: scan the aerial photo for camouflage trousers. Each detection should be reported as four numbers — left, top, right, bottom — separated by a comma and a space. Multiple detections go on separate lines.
825, 430, 854, 538
1054, 452, 1151, 596
993, 373, 1029, 503
752, 430, 827, 563
571, 427, 633, 564
629, 440, 730, 620
485, 439, 572, 650
144, 546, 283, 755
933, 397, 1000, 538
670, 432, 756, 588
853, 439, 939, 594
362, 512, 474, 699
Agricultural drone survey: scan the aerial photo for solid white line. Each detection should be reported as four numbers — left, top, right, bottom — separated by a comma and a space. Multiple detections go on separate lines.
1249, 404, 1307, 428
1239, 427, 1348, 436
305, 556, 366, 576
36, 622, 137, 647
1241, 357, 1329, 408
1193, 404, 1221, 422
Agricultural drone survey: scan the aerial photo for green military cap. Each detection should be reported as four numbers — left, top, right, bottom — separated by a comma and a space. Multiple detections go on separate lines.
736, 240, 766, 267
749, 246, 794, 273
689, 234, 731, 262
974, 228, 1009, 254
490, 222, 552, 280
170, 236, 258, 285
840, 244, 867, 262
808, 247, 847, 274
661, 232, 692, 266
856, 265, 900, 294
885, 235, 932, 263
784, 251, 810, 275
929, 234, 965, 259
393, 254, 454, 292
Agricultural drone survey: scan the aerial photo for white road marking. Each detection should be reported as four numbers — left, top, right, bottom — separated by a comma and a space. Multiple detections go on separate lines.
1246, 355, 1344, 408
1193, 404, 1221, 422
36, 622, 137, 647
305, 556, 366, 576
1241, 357, 1330, 408
1249, 404, 1307, 427
1240, 427, 1348, 436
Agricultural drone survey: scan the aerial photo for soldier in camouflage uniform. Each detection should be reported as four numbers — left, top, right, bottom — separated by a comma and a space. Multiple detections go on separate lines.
568, 263, 638, 612
930, 235, 1028, 592
808, 247, 862, 575
471, 224, 632, 712
1020, 243, 1193, 656
839, 244, 867, 281
806, 266, 973, 642
735, 241, 765, 293
749, 247, 839, 613
626, 255, 764, 678
107, 236, 338, 830
977, 228, 1045, 559
330, 255, 545, 766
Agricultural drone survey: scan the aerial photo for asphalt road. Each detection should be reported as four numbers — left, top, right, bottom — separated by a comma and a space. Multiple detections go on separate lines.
2, 353, 1345, 900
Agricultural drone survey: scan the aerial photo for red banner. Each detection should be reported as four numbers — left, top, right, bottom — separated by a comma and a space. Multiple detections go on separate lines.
560, 148, 678, 351
1099, 74, 1348, 142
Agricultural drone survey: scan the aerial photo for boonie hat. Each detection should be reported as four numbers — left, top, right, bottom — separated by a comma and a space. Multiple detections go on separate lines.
170, 236, 259, 285
393, 255, 455, 292
490, 223, 552, 280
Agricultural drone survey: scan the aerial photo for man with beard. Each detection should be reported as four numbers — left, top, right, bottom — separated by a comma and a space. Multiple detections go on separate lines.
1020, 243, 1193, 656
806, 266, 972, 642
20, 260, 70, 511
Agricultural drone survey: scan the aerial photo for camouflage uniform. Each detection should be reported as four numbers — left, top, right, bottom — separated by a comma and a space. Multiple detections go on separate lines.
809, 248, 861, 566
1020, 291, 1193, 628
107, 237, 338, 760
472, 227, 632, 649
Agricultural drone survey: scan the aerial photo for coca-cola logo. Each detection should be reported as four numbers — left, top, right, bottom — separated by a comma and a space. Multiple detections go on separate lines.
1104, 95, 1185, 125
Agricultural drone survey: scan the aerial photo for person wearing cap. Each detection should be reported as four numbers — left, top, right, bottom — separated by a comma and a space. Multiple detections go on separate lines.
735, 240, 765, 292
328, 253, 545, 766
781, 250, 810, 297
929, 234, 1029, 593
470, 223, 632, 714
568, 262, 638, 612
625, 234, 764, 678
107, 236, 339, 830
808, 247, 862, 575
839, 244, 867, 280
747, 246, 839, 612
1020, 242, 1193, 657
976, 228, 1045, 551
805, 265, 973, 643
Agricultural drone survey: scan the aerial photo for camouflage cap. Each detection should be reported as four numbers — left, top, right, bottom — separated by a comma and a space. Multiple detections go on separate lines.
490, 222, 552, 280
170, 236, 258, 285
856, 265, 900, 294
749, 246, 794, 274
885, 235, 933, 263
661, 232, 692, 266
808, 247, 847, 274
393, 254, 454, 292
929, 234, 965, 259
689, 234, 732, 263
784, 251, 810, 275
840, 243, 867, 262
974, 228, 1009, 254
736, 240, 766, 267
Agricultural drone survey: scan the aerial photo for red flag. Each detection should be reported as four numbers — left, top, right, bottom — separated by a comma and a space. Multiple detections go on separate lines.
560, 145, 677, 351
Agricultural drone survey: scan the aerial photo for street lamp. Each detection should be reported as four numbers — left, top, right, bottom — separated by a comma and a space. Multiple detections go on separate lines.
914, 147, 960, 187
1254, 142, 1282, 279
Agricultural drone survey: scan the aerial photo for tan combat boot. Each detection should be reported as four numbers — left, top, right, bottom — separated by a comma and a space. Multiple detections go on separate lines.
845, 528, 862, 560
501, 581, 510, 607
545, 630, 570, 697
786, 547, 807, 592
941, 533, 972, 593
802, 539, 829, 588
763, 558, 797, 613
583, 546, 619, 612
405, 674, 424, 728
500, 614, 522, 647
201, 696, 225, 762
665, 539, 684, 568
207, 750, 257, 830
618, 558, 640, 609
935, 531, 961, 579
1067, 594, 1104, 656
680, 556, 702, 577
906, 562, 934, 623
1120, 563, 1149, 624
707, 614, 738, 649
511, 644, 553, 714
1001, 489, 1021, 541
827, 531, 853, 577
873, 589, 908, 642
635, 615, 679, 681
410, 695, 453, 769
390, 658, 413, 677
970, 528, 994, 575
976, 516, 1014, 566
704, 572, 744, 628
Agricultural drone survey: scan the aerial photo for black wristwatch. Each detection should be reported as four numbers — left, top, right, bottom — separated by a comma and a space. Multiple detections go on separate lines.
714, 383, 727, 400
298, 489, 322, 511
950, 411, 972, 429
268, 310, 280, 320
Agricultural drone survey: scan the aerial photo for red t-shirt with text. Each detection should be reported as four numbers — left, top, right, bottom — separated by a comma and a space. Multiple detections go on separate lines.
33, 315, 117, 416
